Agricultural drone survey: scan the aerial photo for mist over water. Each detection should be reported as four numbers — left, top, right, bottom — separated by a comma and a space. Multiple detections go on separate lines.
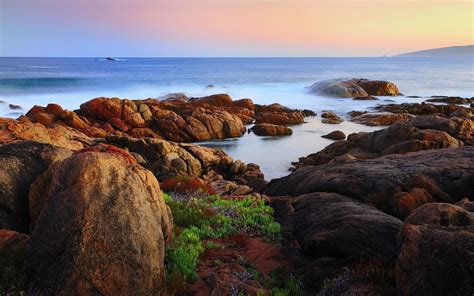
1, 57, 472, 179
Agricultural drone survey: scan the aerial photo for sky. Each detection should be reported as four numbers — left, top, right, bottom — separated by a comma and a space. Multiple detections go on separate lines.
0, 0, 472, 57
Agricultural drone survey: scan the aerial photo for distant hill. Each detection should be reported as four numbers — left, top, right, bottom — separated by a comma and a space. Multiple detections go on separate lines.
397, 45, 474, 57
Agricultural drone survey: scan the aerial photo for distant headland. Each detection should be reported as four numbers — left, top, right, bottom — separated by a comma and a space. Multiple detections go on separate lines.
397, 45, 474, 57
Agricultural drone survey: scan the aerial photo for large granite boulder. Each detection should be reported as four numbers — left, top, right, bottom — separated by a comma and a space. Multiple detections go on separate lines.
309, 78, 400, 98
0, 141, 72, 233
27, 146, 173, 294
267, 147, 474, 217
396, 203, 474, 296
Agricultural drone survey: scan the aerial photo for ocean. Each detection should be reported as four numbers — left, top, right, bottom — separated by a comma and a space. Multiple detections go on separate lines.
1, 57, 473, 179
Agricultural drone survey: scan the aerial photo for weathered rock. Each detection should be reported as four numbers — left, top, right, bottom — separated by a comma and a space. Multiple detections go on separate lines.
0, 118, 90, 150
27, 147, 173, 295
351, 112, 415, 126
321, 130, 346, 140
409, 115, 473, 143
268, 147, 474, 217
309, 78, 400, 98
396, 203, 474, 296
9, 104, 22, 110
0, 141, 72, 233
104, 135, 266, 190
353, 79, 400, 96
293, 122, 464, 168
251, 123, 292, 136
375, 102, 472, 118
425, 96, 474, 105
271, 192, 402, 290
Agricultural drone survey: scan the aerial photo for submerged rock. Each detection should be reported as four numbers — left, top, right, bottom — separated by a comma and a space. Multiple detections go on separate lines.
27, 146, 173, 295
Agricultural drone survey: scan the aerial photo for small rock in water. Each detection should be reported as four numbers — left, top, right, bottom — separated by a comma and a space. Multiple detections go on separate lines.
353, 95, 378, 100
205, 84, 215, 89
9, 104, 22, 110
321, 111, 343, 124
321, 130, 346, 140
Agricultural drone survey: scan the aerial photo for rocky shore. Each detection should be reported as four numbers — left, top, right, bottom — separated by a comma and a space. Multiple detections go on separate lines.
1, 81, 473, 295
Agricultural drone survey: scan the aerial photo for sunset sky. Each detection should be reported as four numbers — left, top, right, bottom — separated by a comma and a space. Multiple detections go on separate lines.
0, 0, 472, 57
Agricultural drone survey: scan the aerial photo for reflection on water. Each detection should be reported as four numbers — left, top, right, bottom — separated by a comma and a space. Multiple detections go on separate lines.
200, 116, 380, 180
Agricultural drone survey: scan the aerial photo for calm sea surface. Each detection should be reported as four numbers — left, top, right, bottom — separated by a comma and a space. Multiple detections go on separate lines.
1, 57, 472, 179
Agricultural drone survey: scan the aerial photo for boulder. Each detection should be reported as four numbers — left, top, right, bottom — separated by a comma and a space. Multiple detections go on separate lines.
352, 79, 400, 96
27, 146, 173, 295
309, 78, 400, 98
251, 123, 292, 136
190, 93, 234, 107
0, 141, 72, 233
321, 130, 346, 140
271, 192, 402, 290
267, 147, 474, 217
309, 79, 368, 98
396, 203, 474, 295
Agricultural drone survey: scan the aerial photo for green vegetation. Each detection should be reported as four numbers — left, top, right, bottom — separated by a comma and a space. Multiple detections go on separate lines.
163, 191, 282, 292
0, 248, 27, 295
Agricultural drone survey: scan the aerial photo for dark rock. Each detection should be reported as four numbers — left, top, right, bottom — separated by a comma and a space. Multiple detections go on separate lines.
9, 104, 21, 110
396, 203, 474, 296
0, 141, 72, 233
267, 147, 474, 217
353, 96, 379, 100
426, 96, 473, 105
271, 192, 402, 291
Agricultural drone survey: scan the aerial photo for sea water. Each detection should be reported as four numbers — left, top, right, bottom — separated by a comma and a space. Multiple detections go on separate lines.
1, 57, 472, 179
